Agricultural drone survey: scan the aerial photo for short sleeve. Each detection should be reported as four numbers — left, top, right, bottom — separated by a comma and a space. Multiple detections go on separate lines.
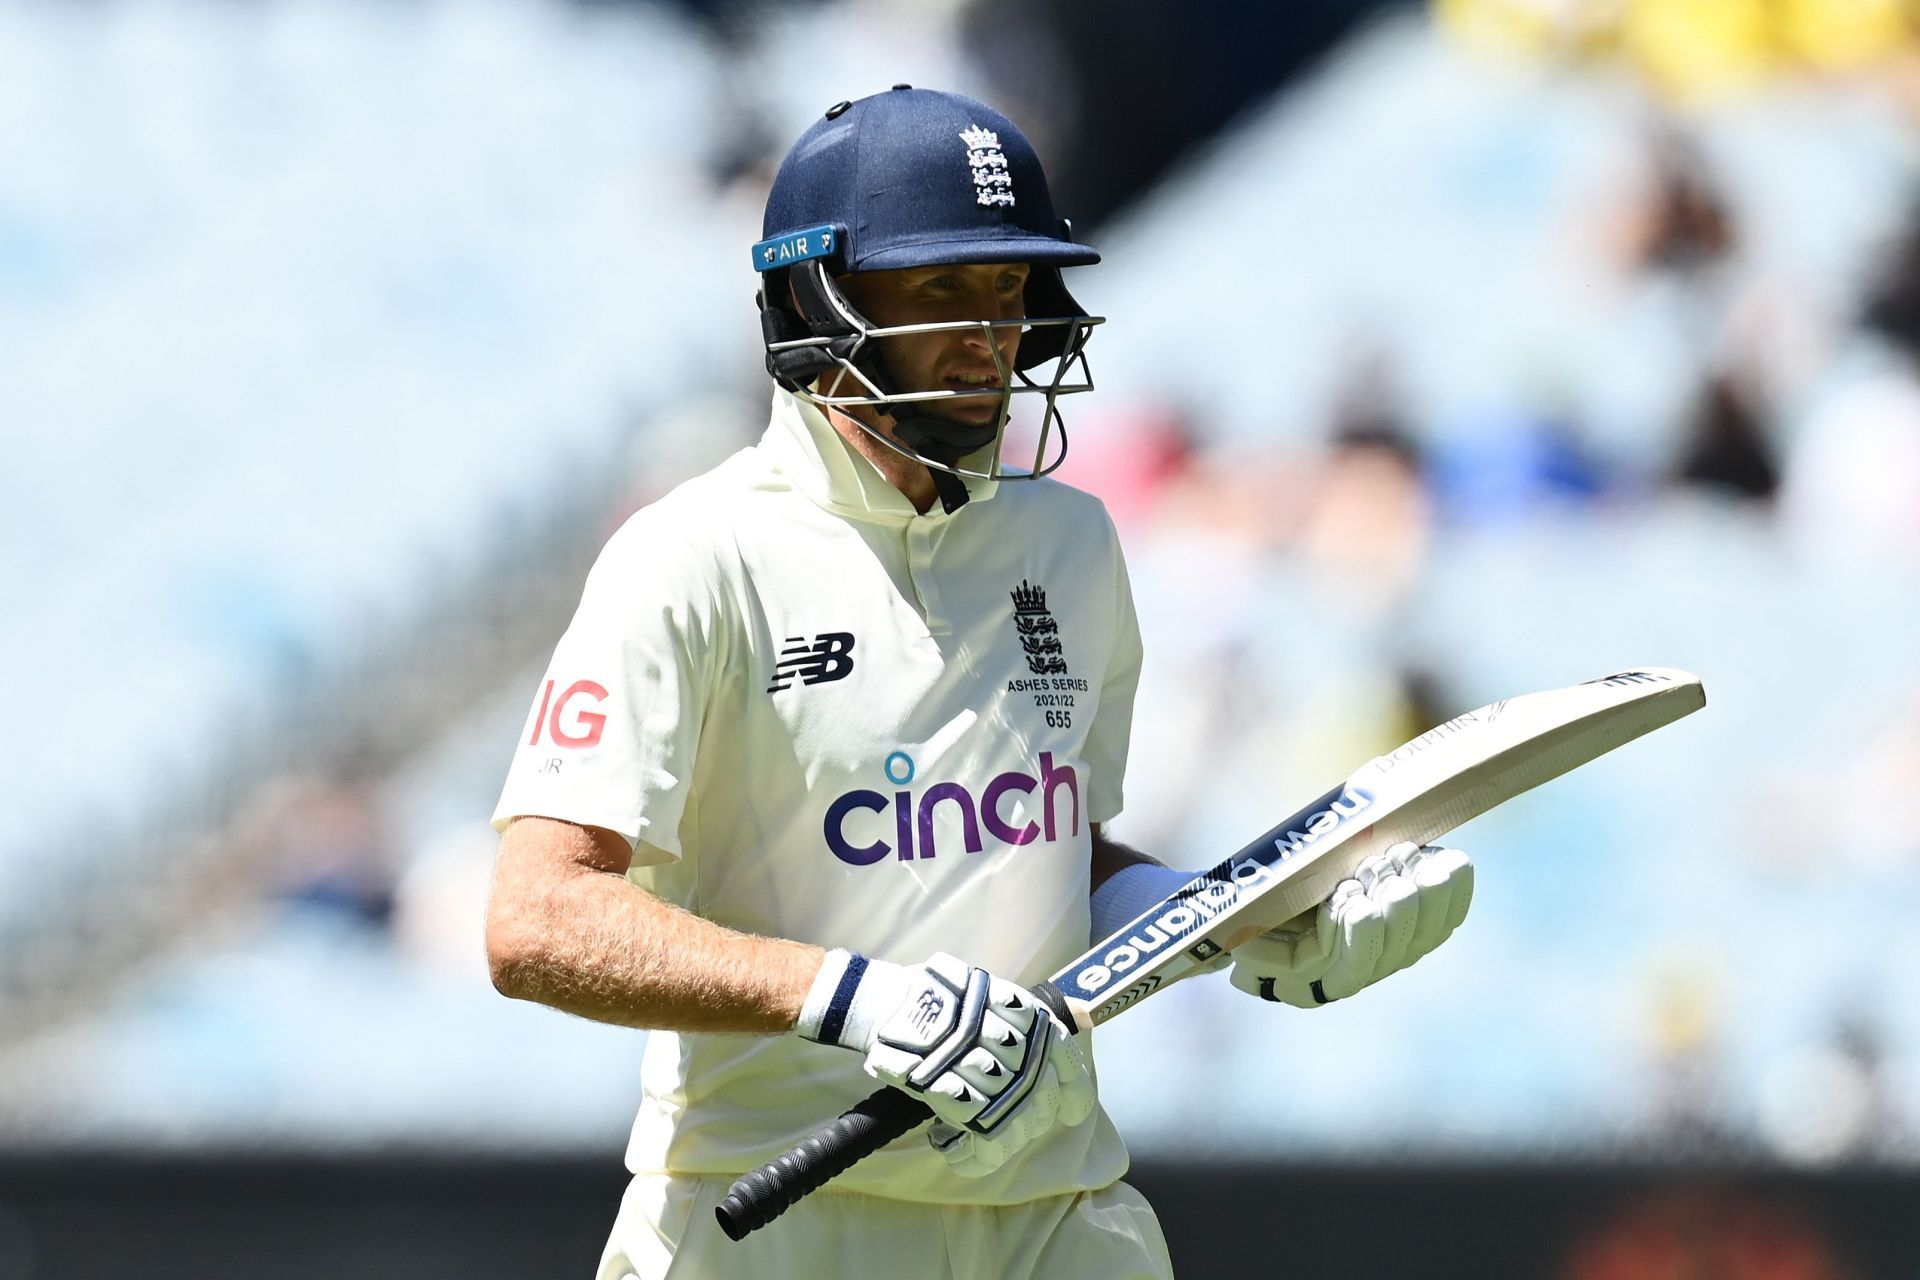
491, 510, 725, 865
1082, 514, 1142, 825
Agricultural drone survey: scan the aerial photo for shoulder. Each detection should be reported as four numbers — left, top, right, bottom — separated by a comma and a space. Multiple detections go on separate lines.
987, 478, 1129, 577
989, 475, 1121, 546
584, 452, 762, 607
612, 448, 768, 552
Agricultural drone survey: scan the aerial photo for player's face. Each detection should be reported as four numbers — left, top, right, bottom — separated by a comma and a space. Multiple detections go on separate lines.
833, 262, 1028, 427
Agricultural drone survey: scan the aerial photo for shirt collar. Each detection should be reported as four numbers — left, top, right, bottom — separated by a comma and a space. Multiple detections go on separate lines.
759, 388, 1000, 523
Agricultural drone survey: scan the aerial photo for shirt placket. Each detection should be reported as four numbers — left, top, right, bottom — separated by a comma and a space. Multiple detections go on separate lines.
905, 515, 949, 636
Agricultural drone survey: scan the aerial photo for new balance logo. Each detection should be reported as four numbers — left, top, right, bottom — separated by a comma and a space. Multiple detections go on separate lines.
767, 632, 856, 693
909, 988, 947, 1036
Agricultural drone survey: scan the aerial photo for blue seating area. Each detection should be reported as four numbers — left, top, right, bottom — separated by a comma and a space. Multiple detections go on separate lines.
0, 0, 738, 864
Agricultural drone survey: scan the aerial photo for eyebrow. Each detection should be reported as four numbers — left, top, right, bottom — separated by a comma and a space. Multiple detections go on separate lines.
910, 265, 1027, 278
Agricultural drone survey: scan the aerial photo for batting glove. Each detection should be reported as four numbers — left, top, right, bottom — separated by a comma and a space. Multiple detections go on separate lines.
797, 950, 1095, 1176
1229, 842, 1472, 1007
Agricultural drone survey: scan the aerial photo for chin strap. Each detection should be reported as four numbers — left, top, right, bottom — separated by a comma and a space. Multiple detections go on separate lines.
929, 467, 971, 514
883, 408, 999, 515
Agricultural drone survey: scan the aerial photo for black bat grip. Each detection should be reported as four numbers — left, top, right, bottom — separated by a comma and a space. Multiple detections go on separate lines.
713, 980, 1077, 1242
715, 1087, 931, 1240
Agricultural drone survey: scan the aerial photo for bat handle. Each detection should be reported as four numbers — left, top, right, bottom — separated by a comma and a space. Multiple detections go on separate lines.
715, 1086, 930, 1239
714, 982, 1078, 1241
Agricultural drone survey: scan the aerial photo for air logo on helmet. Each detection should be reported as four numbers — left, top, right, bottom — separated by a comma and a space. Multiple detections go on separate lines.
751, 224, 840, 273
960, 126, 1015, 209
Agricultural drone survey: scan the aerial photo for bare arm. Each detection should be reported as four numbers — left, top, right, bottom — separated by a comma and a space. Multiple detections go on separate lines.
485, 816, 824, 1034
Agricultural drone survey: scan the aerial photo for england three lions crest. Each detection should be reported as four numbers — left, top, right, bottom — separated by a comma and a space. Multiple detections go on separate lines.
961, 126, 1015, 209
1010, 579, 1068, 676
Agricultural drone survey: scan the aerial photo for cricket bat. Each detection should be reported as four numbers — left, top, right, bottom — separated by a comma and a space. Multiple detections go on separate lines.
716, 666, 1706, 1239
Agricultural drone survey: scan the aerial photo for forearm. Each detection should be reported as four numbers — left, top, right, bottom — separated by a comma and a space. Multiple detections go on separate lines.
487, 820, 823, 1034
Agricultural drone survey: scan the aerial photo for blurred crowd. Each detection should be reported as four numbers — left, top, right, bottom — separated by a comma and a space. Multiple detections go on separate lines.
4, 1, 1920, 1216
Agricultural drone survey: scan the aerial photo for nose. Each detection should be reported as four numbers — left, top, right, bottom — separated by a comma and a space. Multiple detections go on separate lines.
956, 324, 1020, 375
958, 295, 1022, 358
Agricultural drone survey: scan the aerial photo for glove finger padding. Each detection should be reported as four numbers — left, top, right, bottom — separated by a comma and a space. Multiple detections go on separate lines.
926, 1023, 1093, 1176
931, 1118, 1019, 1178
1361, 851, 1423, 977
1404, 844, 1473, 958
1317, 876, 1389, 1001
1228, 843, 1475, 1007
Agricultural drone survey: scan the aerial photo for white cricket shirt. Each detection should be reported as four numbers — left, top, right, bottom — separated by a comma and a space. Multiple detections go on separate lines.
493, 388, 1144, 1206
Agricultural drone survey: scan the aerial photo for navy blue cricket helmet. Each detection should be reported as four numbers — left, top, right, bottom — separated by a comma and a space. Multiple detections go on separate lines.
753, 86, 1103, 508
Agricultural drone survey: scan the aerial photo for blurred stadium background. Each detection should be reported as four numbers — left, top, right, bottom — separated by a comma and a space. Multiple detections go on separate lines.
5, 0, 1920, 1274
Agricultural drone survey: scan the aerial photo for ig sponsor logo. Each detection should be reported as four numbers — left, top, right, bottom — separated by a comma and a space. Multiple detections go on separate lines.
526, 679, 609, 749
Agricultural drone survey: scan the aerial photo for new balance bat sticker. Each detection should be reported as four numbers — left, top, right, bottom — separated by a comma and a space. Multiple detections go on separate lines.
715, 666, 1707, 1239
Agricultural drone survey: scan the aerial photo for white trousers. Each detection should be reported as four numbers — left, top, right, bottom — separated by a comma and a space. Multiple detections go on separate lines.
597, 1172, 1175, 1280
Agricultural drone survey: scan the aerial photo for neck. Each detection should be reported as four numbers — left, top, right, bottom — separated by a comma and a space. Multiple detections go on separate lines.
825, 405, 939, 514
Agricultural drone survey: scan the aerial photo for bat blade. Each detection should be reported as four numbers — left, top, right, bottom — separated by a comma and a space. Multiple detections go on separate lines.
1046, 667, 1705, 1026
